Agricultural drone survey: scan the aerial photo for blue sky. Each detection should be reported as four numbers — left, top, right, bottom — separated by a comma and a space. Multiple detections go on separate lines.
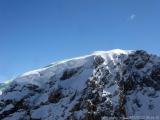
0, 0, 160, 82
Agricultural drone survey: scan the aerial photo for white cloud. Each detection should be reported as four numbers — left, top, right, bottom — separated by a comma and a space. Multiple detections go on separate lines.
130, 14, 136, 20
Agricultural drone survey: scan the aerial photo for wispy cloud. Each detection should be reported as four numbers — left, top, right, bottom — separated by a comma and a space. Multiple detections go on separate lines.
130, 14, 136, 20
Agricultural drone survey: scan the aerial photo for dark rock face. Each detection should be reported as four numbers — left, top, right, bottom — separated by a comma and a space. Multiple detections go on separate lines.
48, 89, 63, 103
151, 66, 160, 80
93, 55, 105, 67
124, 50, 150, 69
60, 67, 81, 80
1, 50, 160, 120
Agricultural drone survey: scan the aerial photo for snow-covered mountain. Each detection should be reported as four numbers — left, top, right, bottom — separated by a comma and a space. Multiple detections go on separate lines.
1, 49, 160, 120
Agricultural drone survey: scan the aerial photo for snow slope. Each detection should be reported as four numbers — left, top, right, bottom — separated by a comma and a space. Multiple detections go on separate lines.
0, 49, 160, 120
0, 81, 11, 95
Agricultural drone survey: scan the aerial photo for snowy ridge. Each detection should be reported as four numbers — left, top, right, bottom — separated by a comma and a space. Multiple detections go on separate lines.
0, 49, 160, 120
15, 49, 131, 86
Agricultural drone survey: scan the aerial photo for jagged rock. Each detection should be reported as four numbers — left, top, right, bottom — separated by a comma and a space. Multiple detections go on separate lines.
93, 55, 104, 67
124, 50, 150, 69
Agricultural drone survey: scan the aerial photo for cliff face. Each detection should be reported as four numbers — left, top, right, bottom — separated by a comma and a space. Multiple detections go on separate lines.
0, 49, 160, 120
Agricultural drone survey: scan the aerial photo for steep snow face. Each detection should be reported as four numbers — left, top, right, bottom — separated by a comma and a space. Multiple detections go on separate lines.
1, 49, 160, 120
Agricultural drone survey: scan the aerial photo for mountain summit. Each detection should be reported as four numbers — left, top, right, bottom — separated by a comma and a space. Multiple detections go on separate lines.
0, 49, 160, 120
